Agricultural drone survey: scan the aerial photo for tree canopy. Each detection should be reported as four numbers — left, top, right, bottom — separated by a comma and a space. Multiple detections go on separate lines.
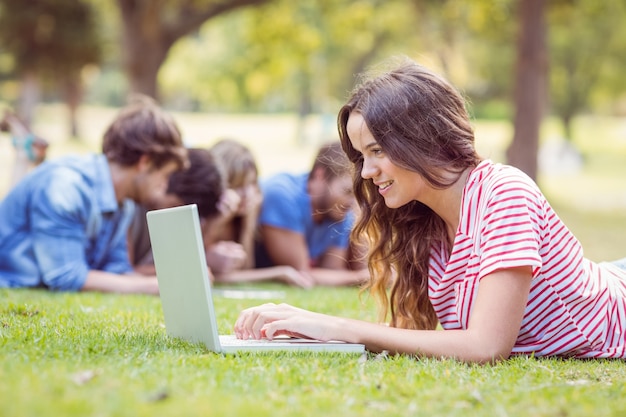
0, 0, 101, 126
1, 0, 625, 151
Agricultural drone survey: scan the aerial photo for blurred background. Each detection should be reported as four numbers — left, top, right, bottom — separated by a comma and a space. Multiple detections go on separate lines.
0, 0, 625, 259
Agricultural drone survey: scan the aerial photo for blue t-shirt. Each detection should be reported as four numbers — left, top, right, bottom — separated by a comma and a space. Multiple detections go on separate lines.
0, 154, 135, 291
258, 172, 353, 266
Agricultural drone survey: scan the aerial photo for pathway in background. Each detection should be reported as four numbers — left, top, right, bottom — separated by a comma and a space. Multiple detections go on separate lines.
2, 106, 625, 206
0, 104, 329, 197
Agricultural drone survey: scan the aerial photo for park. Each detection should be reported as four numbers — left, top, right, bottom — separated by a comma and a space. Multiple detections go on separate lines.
1, 1, 626, 416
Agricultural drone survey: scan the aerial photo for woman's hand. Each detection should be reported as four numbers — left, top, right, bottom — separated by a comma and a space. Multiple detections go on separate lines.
234, 303, 336, 341
272, 266, 315, 288
205, 240, 247, 273
216, 188, 242, 221
240, 184, 263, 217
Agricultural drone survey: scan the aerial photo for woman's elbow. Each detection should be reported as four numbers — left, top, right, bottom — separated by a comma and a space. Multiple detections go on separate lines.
469, 344, 514, 364
461, 335, 515, 364
473, 351, 511, 365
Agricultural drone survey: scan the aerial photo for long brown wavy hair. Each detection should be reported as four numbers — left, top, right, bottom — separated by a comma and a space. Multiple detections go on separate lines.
337, 57, 482, 330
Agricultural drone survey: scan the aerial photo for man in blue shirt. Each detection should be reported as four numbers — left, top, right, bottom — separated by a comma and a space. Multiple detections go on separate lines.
0, 96, 187, 294
256, 141, 368, 286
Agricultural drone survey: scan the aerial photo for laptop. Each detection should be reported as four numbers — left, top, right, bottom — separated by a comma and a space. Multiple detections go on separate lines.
146, 204, 365, 354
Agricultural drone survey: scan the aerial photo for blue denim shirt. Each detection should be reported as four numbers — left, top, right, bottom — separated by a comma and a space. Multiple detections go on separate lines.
0, 154, 135, 291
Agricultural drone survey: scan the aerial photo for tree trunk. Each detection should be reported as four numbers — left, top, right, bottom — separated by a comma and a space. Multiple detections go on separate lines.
505, 0, 548, 181
116, 0, 270, 102
118, 1, 170, 100
562, 113, 573, 143
17, 71, 40, 129
63, 76, 83, 139
296, 71, 312, 145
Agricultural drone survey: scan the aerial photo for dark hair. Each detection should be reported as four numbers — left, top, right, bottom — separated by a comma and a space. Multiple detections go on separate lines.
337, 57, 482, 331
309, 141, 351, 181
102, 94, 187, 170
167, 148, 224, 219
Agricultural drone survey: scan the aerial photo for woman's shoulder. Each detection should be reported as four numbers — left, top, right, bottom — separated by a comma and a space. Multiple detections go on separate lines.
471, 160, 541, 196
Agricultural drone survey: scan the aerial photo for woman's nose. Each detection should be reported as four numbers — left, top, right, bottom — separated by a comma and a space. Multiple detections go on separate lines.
360, 158, 377, 179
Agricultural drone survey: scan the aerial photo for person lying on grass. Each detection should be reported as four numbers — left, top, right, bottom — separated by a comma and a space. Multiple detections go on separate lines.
204, 138, 312, 287
234, 56, 626, 363
0, 95, 187, 294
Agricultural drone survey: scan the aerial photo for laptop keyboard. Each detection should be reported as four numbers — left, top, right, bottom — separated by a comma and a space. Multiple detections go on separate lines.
219, 335, 331, 346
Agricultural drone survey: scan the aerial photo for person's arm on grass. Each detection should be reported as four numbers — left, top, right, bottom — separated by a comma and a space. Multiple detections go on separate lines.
215, 265, 312, 288
234, 266, 532, 364
261, 225, 367, 287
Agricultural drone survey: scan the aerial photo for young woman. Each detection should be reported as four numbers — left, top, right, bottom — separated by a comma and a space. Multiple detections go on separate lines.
205, 138, 263, 273
206, 138, 312, 287
234, 57, 626, 363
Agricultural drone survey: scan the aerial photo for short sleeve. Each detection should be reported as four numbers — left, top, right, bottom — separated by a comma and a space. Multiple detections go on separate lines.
259, 176, 306, 234
476, 173, 545, 280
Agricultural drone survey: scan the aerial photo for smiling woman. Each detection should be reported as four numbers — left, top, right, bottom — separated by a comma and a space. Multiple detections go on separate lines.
234, 56, 626, 363
347, 112, 447, 210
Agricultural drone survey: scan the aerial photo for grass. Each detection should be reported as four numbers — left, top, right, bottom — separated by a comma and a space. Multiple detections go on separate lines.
0, 105, 625, 416
2, 287, 625, 417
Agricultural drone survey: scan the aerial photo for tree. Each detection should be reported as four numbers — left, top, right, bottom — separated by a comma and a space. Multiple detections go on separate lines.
549, 0, 626, 142
116, 0, 270, 101
0, 0, 101, 133
506, 0, 548, 181
160, 0, 420, 113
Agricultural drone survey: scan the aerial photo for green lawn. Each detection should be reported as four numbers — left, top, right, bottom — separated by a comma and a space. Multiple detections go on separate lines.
1, 287, 625, 417
0, 106, 625, 416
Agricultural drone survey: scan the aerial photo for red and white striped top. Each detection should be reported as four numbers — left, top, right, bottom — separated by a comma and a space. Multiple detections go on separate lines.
428, 160, 626, 358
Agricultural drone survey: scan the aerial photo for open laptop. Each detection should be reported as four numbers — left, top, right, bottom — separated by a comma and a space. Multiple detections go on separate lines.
146, 204, 365, 354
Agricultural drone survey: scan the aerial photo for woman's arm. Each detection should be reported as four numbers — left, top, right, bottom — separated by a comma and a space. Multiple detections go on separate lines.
215, 265, 314, 288
235, 266, 532, 363
237, 185, 263, 269
260, 226, 368, 286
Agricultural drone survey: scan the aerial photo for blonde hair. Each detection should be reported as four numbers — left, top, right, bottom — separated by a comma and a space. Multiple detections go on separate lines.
210, 138, 258, 188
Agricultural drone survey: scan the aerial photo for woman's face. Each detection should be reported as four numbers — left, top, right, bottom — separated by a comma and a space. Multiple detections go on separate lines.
232, 170, 258, 214
346, 112, 430, 209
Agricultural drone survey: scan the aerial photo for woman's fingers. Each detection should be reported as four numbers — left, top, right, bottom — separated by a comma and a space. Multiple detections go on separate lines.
205, 241, 247, 273
234, 304, 338, 343
261, 320, 303, 340
234, 303, 299, 340
234, 303, 273, 339
292, 273, 315, 289
217, 189, 241, 216
278, 267, 315, 289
